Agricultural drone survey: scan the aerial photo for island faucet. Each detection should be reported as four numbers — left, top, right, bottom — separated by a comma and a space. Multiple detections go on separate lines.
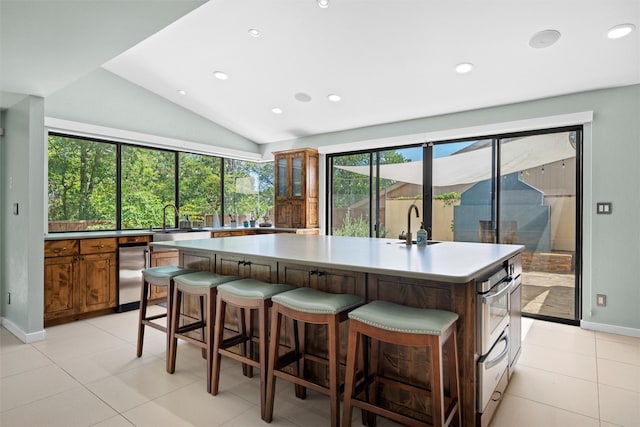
406, 204, 419, 246
162, 203, 179, 231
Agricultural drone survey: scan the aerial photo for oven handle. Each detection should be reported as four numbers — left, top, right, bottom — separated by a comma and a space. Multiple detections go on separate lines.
481, 277, 514, 304
484, 333, 510, 369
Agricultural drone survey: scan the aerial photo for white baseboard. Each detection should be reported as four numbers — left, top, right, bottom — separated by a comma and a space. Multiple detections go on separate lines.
581, 320, 640, 338
0, 317, 47, 343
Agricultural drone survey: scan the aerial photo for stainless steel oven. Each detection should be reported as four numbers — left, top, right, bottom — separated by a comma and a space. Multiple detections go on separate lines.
477, 267, 513, 356
476, 263, 515, 416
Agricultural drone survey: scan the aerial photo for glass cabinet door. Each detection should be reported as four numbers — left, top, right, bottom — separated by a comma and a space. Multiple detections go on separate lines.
277, 158, 287, 197
292, 156, 303, 197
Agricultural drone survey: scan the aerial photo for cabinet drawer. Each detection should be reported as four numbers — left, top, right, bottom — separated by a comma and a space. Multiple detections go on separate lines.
80, 238, 117, 254
118, 235, 151, 245
44, 240, 79, 257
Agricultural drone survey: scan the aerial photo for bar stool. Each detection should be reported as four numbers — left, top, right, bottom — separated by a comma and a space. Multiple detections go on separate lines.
136, 265, 197, 370
167, 271, 240, 392
264, 287, 364, 427
341, 300, 461, 427
210, 278, 294, 415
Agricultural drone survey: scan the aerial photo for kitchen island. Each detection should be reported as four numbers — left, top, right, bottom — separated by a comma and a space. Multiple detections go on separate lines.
152, 234, 523, 427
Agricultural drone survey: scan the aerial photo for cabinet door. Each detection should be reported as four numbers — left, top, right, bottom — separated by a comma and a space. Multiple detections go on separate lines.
149, 251, 178, 300
290, 200, 305, 228
78, 252, 117, 312
275, 202, 292, 228
291, 154, 303, 198
276, 156, 288, 198
217, 253, 245, 276
243, 258, 277, 282
181, 251, 214, 271
44, 256, 77, 321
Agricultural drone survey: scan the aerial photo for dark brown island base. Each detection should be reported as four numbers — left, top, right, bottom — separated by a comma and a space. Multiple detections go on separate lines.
152, 234, 523, 427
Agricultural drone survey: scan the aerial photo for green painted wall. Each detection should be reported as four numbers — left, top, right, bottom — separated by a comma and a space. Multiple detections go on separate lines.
1, 96, 45, 336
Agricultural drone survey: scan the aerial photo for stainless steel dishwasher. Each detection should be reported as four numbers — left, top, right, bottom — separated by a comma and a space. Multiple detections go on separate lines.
118, 242, 149, 312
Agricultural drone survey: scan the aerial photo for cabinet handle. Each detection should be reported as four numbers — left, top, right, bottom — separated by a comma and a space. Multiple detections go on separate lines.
316, 271, 325, 277
53, 247, 67, 253
92, 244, 105, 249
310, 270, 317, 276
244, 261, 252, 266
237, 260, 245, 266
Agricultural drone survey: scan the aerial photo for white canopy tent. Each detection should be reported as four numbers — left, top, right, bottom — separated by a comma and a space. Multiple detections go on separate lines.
335, 133, 576, 187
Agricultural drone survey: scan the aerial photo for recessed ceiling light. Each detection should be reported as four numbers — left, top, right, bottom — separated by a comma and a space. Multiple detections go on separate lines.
294, 92, 312, 102
328, 94, 342, 102
455, 63, 474, 74
213, 71, 229, 80
271, 107, 283, 114
317, 0, 329, 8
529, 29, 561, 48
607, 23, 636, 39
177, 90, 187, 95
248, 28, 260, 37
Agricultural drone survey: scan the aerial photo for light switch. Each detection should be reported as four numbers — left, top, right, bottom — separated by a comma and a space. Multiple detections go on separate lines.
596, 202, 612, 214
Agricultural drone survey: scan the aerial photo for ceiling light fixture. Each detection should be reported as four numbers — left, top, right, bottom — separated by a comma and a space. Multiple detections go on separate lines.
213, 71, 229, 80
177, 90, 187, 95
271, 107, 283, 114
607, 23, 636, 39
317, 0, 329, 8
455, 63, 474, 74
328, 94, 342, 102
529, 29, 561, 48
248, 28, 261, 37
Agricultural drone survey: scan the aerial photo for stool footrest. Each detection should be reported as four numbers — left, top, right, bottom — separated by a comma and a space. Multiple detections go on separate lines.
218, 348, 260, 368
220, 334, 250, 349
350, 398, 432, 426
144, 313, 167, 322
274, 350, 301, 370
140, 320, 166, 332
176, 321, 205, 335
273, 369, 331, 397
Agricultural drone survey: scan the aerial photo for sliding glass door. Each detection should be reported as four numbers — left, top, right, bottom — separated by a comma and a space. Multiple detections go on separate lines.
499, 131, 579, 321
328, 128, 581, 324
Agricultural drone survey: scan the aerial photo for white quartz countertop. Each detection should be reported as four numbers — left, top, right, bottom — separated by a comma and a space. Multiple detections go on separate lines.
44, 226, 317, 240
151, 234, 523, 283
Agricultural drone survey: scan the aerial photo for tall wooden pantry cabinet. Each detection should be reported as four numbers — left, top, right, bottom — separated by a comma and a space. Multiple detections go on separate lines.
273, 148, 318, 228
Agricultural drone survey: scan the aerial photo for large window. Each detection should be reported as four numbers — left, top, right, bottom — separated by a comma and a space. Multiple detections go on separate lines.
223, 159, 274, 225
120, 145, 176, 229
47, 133, 273, 232
48, 135, 117, 231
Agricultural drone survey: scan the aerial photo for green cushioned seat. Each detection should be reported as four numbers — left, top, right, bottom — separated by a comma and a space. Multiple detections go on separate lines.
348, 300, 458, 336
272, 287, 364, 315
142, 265, 198, 280
218, 279, 294, 300
173, 271, 241, 288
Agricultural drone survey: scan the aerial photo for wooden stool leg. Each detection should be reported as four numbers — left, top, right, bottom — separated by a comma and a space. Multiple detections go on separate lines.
293, 319, 307, 399
167, 285, 182, 374
165, 280, 175, 371
448, 328, 461, 427
328, 316, 340, 427
342, 320, 360, 427
263, 306, 282, 422
211, 293, 226, 395
205, 288, 215, 393
136, 281, 149, 357
200, 295, 207, 359
431, 335, 444, 427
258, 301, 269, 419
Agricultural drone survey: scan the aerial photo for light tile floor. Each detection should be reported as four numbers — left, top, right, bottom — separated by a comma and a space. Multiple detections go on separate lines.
1, 309, 639, 426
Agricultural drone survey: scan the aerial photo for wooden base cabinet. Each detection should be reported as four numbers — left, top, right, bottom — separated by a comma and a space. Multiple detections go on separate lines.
44, 238, 117, 325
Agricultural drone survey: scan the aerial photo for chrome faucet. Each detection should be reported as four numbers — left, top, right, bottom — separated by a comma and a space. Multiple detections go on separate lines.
162, 203, 179, 231
406, 204, 419, 246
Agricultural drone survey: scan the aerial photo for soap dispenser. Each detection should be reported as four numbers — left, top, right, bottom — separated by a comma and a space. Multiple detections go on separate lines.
417, 222, 427, 246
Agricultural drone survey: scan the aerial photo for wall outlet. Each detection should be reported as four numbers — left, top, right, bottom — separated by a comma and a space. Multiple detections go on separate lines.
596, 202, 612, 214
596, 294, 606, 306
